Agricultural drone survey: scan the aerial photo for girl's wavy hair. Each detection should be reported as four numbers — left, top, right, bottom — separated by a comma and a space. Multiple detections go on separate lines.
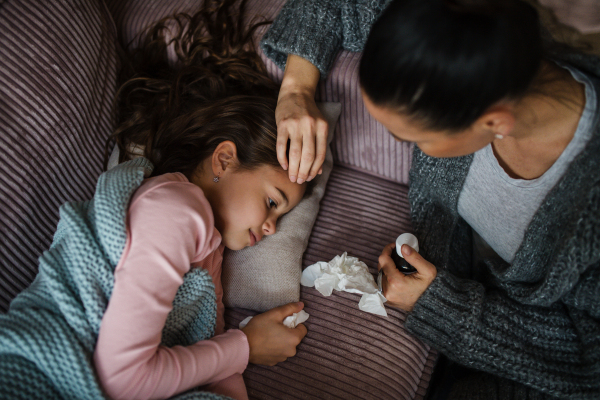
105, 0, 281, 179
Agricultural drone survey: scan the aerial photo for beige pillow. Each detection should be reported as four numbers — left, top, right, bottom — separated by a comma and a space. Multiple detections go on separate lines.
222, 102, 341, 311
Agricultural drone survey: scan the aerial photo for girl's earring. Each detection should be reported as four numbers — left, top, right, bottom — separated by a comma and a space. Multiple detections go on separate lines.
213, 172, 220, 183
495, 134, 504, 140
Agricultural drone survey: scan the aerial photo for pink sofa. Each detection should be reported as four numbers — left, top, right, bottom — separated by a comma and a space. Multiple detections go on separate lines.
0, 0, 436, 398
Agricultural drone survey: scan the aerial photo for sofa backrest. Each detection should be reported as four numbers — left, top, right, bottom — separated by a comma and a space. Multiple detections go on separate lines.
0, 0, 119, 312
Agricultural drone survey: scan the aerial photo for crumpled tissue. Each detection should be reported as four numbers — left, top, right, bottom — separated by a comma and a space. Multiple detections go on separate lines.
301, 252, 387, 317
238, 310, 310, 329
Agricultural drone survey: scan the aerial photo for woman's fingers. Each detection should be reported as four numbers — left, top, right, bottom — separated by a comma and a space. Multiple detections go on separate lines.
275, 90, 328, 183
276, 128, 290, 171
400, 244, 436, 278
286, 123, 303, 182
307, 118, 329, 181
377, 243, 437, 312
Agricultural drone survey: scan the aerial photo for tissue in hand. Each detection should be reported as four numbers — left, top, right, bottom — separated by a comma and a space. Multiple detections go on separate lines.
239, 310, 310, 329
301, 252, 387, 316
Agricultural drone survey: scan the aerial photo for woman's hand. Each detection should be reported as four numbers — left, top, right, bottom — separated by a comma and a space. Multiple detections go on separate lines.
241, 302, 308, 366
378, 243, 437, 312
276, 54, 328, 184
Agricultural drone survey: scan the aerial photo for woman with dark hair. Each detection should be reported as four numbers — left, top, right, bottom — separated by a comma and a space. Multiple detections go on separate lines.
261, 0, 600, 398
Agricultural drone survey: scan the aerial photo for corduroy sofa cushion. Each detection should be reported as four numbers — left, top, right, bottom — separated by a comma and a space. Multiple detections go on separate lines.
0, 0, 119, 312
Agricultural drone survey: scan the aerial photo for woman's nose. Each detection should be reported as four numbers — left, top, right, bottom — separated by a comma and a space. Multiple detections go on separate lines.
263, 217, 277, 236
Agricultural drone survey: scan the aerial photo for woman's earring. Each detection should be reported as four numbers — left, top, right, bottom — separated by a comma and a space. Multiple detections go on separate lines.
495, 134, 504, 140
213, 172, 220, 183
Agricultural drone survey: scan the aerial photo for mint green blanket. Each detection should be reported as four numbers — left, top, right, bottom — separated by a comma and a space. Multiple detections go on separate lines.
0, 158, 229, 399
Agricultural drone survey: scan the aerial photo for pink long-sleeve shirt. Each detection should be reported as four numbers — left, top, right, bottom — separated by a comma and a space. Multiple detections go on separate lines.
94, 173, 249, 400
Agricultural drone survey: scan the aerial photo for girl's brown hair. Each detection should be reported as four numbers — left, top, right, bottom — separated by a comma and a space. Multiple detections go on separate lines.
106, 0, 281, 179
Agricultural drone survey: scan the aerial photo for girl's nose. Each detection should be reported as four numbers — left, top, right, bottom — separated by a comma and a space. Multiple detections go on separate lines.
263, 217, 277, 236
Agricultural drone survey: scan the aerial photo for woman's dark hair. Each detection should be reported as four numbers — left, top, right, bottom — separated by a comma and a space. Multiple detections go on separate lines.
359, 0, 544, 132
106, 0, 281, 179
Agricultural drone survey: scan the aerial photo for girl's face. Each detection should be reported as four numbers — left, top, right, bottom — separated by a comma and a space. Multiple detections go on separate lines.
204, 164, 306, 250
362, 91, 498, 158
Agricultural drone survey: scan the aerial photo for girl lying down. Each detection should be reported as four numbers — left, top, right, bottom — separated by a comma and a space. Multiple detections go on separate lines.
0, 1, 308, 399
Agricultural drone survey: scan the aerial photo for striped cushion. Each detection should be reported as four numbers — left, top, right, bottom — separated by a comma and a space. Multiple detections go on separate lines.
226, 166, 437, 400
0, 0, 119, 312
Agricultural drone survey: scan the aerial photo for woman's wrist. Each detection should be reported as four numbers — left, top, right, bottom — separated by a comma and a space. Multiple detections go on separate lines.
279, 54, 320, 98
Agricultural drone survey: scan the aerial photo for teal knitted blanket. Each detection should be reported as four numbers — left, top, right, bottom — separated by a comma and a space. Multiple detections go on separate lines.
0, 158, 230, 400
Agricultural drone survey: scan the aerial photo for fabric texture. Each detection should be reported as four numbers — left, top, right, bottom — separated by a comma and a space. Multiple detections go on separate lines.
95, 173, 249, 400
261, 0, 391, 77
0, 158, 228, 400
221, 102, 340, 311
404, 52, 600, 399
0, 0, 119, 313
225, 165, 437, 400
539, 0, 600, 34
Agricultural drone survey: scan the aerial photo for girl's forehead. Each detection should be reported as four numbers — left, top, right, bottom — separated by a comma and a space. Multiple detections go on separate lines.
243, 165, 305, 202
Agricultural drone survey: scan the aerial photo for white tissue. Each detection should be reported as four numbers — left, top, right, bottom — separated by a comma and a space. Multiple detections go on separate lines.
238, 310, 310, 329
282, 310, 310, 328
301, 252, 387, 317
239, 316, 253, 329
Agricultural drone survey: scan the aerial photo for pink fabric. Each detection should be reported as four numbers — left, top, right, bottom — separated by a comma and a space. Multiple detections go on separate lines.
94, 173, 249, 400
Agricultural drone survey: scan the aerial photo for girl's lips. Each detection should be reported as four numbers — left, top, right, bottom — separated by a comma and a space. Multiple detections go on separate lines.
249, 230, 257, 246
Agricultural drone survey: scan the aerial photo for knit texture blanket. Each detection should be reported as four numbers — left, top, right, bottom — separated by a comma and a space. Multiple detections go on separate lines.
0, 158, 229, 400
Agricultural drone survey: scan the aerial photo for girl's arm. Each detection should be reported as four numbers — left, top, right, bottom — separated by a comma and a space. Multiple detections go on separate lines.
94, 177, 249, 400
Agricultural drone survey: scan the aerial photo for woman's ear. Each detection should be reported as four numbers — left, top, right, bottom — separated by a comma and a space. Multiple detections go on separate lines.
476, 104, 516, 139
211, 140, 239, 176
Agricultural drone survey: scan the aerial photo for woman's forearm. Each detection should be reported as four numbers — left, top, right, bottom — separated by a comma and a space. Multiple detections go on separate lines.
279, 54, 320, 99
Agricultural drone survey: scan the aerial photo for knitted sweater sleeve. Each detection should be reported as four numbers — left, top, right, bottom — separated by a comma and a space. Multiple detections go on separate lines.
260, 0, 389, 78
404, 167, 600, 398
406, 267, 600, 398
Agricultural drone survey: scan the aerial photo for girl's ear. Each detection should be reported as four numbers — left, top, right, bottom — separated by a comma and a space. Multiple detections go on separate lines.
211, 140, 239, 176
475, 104, 516, 139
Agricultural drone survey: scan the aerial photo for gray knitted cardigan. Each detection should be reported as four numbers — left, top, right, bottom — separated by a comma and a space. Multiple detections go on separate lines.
262, 1, 600, 399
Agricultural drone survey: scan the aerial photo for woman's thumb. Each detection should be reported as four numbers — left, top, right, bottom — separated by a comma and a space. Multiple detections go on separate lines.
401, 245, 435, 276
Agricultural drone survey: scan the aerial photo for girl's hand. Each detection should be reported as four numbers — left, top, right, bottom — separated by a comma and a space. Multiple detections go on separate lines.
378, 243, 437, 312
241, 302, 308, 366
276, 54, 328, 184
